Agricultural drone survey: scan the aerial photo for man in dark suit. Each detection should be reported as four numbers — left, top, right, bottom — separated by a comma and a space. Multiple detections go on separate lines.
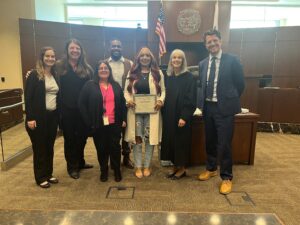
197, 29, 245, 195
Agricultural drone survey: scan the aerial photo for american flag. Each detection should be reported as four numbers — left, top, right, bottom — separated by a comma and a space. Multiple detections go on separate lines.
155, 1, 166, 58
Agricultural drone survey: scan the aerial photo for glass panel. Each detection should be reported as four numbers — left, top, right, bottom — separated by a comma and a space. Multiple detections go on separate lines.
230, 5, 300, 28
0, 89, 31, 162
1, 120, 31, 161
67, 5, 147, 28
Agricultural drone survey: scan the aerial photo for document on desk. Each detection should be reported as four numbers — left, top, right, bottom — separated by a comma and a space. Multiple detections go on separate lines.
133, 94, 157, 114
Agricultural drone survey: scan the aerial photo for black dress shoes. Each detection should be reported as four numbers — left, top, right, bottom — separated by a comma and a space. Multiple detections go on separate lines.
69, 171, 80, 179
80, 163, 93, 169
114, 170, 122, 182
123, 156, 134, 169
166, 171, 177, 179
100, 171, 108, 182
48, 177, 59, 184
39, 181, 50, 188
171, 171, 186, 180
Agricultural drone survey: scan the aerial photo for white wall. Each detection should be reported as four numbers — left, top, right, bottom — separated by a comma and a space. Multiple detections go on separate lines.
0, 0, 35, 90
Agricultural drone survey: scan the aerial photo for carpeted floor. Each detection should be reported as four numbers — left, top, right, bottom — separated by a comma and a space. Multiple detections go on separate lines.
0, 132, 299, 225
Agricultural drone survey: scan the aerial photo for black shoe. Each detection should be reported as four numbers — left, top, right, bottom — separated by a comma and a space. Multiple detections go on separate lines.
69, 171, 80, 179
123, 156, 134, 169
171, 171, 186, 180
114, 170, 122, 182
80, 163, 93, 169
48, 177, 59, 184
100, 171, 108, 182
39, 181, 50, 188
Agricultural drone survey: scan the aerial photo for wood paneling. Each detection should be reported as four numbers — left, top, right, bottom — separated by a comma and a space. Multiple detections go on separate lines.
166, 42, 208, 66
242, 41, 275, 75
272, 89, 300, 123
257, 88, 300, 123
240, 77, 261, 113
272, 77, 300, 88
19, 19, 153, 89
257, 88, 274, 122
273, 41, 300, 78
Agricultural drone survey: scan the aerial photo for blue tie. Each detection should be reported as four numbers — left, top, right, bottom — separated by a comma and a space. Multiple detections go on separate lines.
206, 57, 216, 100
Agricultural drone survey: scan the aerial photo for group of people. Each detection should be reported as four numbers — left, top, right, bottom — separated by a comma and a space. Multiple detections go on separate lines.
25, 29, 245, 195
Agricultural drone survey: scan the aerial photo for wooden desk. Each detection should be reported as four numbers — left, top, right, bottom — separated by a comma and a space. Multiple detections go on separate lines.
258, 88, 300, 123
191, 113, 259, 165
0, 89, 23, 130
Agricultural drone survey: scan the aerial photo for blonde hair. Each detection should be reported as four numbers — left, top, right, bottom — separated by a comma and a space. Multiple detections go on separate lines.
166, 49, 188, 76
36, 46, 56, 80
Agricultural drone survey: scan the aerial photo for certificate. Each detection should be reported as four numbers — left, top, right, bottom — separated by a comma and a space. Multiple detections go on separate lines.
133, 94, 157, 114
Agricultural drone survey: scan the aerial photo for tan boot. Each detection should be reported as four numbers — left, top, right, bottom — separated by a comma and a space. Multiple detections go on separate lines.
198, 170, 217, 181
220, 180, 232, 195
135, 168, 143, 179
143, 168, 151, 177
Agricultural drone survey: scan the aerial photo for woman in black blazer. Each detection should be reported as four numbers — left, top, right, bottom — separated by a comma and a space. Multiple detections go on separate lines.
78, 61, 127, 182
25, 46, 60, 188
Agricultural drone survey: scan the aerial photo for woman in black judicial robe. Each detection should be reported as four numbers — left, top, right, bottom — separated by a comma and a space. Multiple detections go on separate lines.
161, 49, 196, 180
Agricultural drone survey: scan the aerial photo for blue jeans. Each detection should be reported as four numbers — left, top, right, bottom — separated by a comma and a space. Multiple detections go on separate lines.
133, 114, 154, 168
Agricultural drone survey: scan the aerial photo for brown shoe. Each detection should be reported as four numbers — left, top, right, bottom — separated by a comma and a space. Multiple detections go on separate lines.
143, 168, 151, 177
220, 180, 232, 195
198, 170, 217, 181
123, 155, 134, 169
135, 168, 143, 179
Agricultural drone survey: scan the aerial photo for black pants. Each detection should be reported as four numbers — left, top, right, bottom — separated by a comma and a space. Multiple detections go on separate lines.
93, 124, 121, 173
61, 107, 88, 173
121, 127, 130, 156
203, 101, 234, 180
26, 110, 58, 185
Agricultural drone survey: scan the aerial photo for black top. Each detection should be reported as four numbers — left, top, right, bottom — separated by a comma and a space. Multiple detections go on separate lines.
134, 73, 150, 94
25, 70, 60, 129
59, 64, 90, 109
78, 80, 127, 129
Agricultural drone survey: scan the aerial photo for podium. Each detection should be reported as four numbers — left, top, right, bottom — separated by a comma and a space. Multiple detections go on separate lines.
191, 113, 259, 165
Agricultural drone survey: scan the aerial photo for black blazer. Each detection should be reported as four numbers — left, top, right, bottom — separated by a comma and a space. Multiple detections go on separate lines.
198, 53, 245, 116
78, 80, 127, 129
25, 70, 60, 128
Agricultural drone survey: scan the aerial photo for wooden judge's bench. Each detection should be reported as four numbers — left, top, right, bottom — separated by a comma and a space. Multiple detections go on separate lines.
190, 113, 259, 165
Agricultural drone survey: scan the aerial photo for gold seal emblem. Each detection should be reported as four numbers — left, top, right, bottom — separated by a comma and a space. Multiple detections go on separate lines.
177, 9, 201, 35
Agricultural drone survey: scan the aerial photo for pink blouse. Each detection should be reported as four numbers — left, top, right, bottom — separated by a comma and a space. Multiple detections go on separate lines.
100, 83, 115, 124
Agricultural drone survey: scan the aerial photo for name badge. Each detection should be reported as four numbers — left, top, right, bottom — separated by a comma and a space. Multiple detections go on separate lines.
103, 115, 109, 126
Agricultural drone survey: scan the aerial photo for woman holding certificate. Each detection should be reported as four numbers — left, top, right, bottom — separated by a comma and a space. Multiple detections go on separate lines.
124, 47, 165, 178
161, 49, 196, 180
78, 61, 127, 182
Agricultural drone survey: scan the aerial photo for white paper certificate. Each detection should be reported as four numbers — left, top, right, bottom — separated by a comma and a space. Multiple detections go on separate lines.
133, 94, 157, 114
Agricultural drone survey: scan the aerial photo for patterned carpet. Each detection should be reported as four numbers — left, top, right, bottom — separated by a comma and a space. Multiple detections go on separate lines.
0, 132, 299, 225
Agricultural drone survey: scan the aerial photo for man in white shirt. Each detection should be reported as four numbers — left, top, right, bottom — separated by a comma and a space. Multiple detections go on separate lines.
105, 39, 134, 169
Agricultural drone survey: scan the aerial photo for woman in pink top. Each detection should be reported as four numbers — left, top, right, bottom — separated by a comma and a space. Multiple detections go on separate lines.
78, 61, 127, 182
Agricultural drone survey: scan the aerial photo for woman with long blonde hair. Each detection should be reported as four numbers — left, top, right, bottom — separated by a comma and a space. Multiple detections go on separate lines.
25, 46, 60, 188
124, 47, 165, 178
161, 49, 196, 180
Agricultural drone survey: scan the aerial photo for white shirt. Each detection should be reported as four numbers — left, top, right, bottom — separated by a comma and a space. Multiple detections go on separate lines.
206, 50, 222, 102
45, 75, 59, 111
108, 57, 130, 87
